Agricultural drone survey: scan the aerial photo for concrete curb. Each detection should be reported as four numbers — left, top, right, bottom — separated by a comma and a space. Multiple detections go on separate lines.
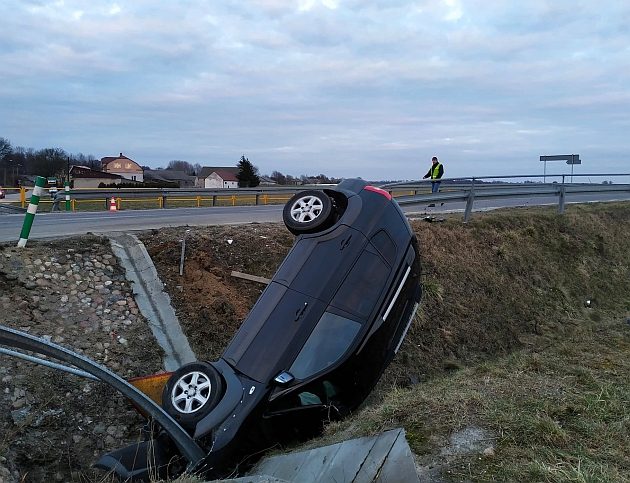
109, 233, 196, 371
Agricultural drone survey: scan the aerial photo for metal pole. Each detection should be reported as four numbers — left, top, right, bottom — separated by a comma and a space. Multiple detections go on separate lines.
179, 229, 190, 276
0, 347, 99, 381
17, 176, 46, 247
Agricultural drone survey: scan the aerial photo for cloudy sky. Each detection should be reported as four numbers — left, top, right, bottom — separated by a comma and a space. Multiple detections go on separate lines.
1, 1, 629, 180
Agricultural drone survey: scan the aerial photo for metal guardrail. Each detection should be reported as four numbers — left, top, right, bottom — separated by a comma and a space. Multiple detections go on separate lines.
0, 325, 206, 470
5, 173, 630, 218
383, 173, 630, 221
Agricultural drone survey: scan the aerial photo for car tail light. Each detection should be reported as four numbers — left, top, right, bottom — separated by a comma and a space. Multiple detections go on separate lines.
128, 372, 173, 406
364, 185, 392, 200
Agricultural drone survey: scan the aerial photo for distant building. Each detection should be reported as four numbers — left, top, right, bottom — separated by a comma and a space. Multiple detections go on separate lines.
144, 169, 196, 188
70, 165, 123, 188
197, 167, 239, 189
101, 153, 144, 182
259, 175, 277, 186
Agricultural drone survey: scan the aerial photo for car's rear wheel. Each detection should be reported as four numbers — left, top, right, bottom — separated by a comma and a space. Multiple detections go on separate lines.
162, 362, 224, 430
283, 190, 334, 235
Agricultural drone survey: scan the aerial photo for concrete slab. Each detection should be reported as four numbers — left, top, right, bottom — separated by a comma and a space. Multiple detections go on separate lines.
109, 233, 196, 371
250, 428, 419, 483
209, 477, 289, 483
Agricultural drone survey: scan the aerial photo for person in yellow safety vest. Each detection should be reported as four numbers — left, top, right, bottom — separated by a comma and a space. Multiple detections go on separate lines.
423, 156, 444, 192
423, 156, 444, 207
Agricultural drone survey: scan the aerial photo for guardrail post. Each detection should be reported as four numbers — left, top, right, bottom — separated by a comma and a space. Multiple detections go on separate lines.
255, 193, 260, 205
161, 195, 166, 209
20, 187, 26, 208
463, 178, 476, 223
212, 195, 217, 207
558, 185, 566, 214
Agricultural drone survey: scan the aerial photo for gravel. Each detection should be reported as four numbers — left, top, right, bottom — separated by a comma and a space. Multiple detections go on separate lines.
0, 235, 164, 482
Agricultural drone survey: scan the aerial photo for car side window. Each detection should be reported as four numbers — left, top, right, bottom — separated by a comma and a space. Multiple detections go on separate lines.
331, 248, 390, 318
289, 312, 361, 380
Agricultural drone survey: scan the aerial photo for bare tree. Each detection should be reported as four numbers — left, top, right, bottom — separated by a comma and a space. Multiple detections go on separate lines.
167, 160, 195, 174
0, 137, 11, 160
270, 170, 286, 185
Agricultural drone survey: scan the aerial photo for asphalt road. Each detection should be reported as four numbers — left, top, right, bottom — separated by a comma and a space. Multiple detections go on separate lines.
0, 205, 285, 243
1, 192, 629, 243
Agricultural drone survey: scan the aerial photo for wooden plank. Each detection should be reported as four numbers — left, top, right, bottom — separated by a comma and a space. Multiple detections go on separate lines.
230, 270, 271, 285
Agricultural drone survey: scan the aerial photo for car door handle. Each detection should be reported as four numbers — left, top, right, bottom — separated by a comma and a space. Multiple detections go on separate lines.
294, 302, 308, 321
340, 235, 352, 251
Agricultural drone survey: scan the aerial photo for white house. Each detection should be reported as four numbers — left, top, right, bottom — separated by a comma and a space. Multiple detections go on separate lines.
197, 167, 239, 189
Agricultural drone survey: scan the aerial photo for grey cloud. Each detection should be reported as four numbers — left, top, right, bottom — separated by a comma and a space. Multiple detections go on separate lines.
1, 0, 629, 179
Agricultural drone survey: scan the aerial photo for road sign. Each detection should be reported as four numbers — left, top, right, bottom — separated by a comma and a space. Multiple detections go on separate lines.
539, 154, 581, 181
540, 154, 580, 163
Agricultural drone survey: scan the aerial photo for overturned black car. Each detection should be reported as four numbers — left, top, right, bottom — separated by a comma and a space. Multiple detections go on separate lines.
98, 178, 422, 480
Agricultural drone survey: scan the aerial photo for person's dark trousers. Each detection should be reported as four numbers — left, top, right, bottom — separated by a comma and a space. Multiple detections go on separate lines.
431, 181, 441, 193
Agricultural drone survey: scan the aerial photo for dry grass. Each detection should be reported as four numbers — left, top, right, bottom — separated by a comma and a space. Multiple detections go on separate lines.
314, 202, 630, 481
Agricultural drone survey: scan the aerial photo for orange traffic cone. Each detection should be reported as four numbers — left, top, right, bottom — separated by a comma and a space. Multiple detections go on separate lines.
109, 197, 117, 212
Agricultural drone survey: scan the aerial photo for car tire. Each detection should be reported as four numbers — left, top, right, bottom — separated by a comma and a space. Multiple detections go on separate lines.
283, 190, 334, 235
162, 362, 224, 430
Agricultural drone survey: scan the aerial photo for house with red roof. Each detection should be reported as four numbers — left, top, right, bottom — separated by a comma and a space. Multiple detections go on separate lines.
197, 166, 239, 189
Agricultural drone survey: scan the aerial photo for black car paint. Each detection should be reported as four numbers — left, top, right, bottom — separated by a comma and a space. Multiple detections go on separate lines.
97, 179, 422, 480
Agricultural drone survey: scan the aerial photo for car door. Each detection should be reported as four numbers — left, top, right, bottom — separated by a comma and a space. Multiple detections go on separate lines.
274, 224, 368, 302
223, 282, 326, 384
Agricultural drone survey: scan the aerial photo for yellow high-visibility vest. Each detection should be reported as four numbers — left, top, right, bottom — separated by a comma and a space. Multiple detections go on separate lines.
432, 163, 442, 179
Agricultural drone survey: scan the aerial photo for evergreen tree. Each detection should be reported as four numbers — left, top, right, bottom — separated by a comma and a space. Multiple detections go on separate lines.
236, 155, 260, 187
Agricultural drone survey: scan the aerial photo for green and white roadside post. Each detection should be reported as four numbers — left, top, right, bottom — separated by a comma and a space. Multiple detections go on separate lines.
17, 176, 46, 248
64, 181, 71, 211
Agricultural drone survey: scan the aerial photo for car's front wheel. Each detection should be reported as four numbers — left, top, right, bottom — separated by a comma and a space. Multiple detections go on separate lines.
162, 362, 224, 430
283, 190, 334, 235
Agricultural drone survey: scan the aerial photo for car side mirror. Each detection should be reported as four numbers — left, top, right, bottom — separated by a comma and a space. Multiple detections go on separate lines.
273, 371, 294, 385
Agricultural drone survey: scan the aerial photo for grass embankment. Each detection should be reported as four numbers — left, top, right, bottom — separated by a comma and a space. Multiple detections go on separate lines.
321, 203, 630, 482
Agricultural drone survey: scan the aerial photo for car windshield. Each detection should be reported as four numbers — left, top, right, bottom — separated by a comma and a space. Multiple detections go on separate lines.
289, 312, 360, 380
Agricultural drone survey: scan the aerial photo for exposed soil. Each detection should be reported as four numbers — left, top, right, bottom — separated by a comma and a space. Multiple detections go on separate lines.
1, 202, 629, 481
138, 224, 295, 361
